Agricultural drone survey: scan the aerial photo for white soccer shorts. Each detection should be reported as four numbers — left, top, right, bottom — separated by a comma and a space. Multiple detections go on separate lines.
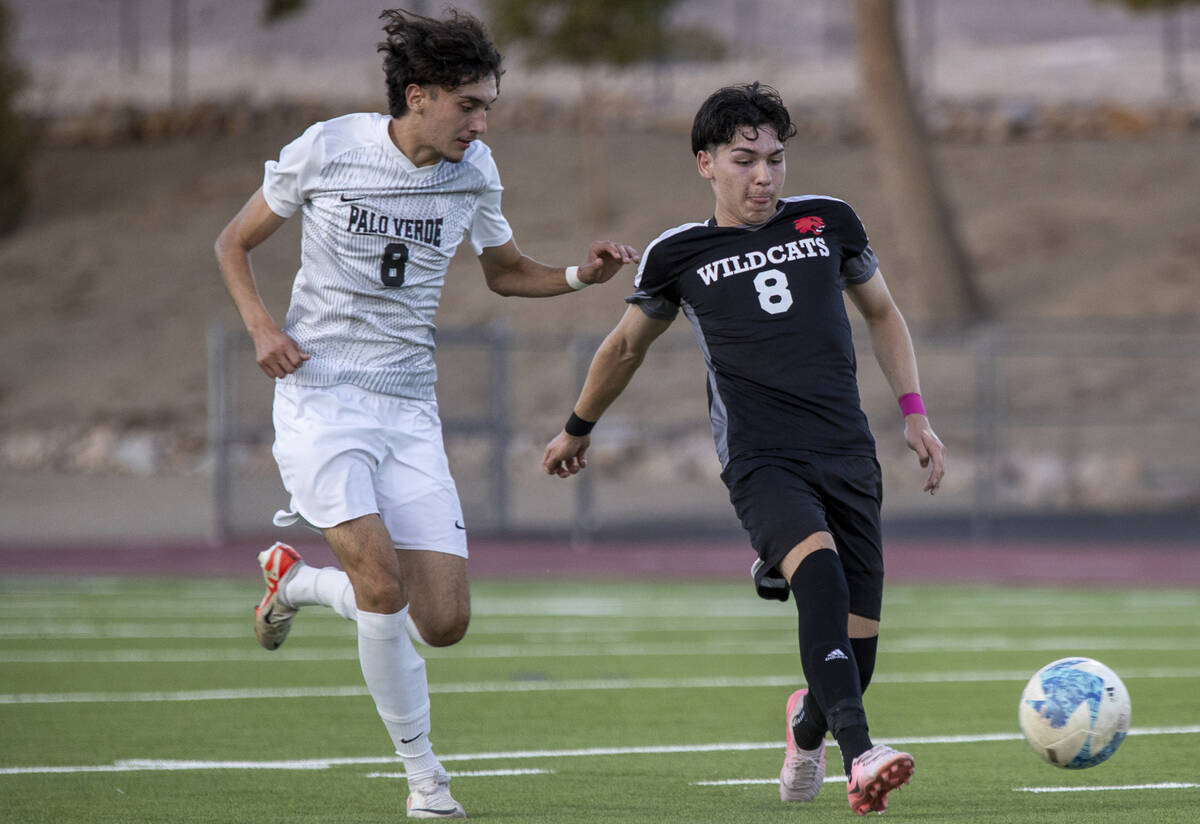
270, 382, 468, 558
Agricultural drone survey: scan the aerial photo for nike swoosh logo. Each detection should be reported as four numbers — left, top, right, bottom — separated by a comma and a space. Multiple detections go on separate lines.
454, 520, 466, 530
339, 194, 368, 202
400, 732, 425, 744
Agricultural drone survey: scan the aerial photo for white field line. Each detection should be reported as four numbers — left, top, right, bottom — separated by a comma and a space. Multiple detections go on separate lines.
6, 669, 1200, 705
4, 634, 1199, 664
1, 606, 1190, 630
886, 636, 1200, 653
1, 587, 1192, 613
870, 667, 1200, 684
367, 768, 555, 779
0, 622, 353, 640
699, 779, 1200, 792
0, 648, 365, 664
1014, 782, 1200, 793
2, 727, 1196, 777
3, 607, 1196, 638
695, 776, 849, 786
0, 620, 797, 640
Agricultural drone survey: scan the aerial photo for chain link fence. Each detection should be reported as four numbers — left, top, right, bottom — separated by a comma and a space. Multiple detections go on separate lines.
208, 319, 1200, 544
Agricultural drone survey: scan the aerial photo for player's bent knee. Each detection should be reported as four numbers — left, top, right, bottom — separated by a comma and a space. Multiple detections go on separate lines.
848, 613, 879, 638
414, 611, 470, 647
350, 576, 406, 614
779, 531, 837, 583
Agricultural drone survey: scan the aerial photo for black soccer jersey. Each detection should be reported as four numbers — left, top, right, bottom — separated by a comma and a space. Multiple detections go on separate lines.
627, 196, 879, 467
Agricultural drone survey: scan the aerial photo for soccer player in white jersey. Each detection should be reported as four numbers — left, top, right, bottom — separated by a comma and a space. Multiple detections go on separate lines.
214, 9, 637, 819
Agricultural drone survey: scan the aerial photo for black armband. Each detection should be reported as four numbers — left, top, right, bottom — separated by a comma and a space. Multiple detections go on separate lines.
564, 412, 596, 437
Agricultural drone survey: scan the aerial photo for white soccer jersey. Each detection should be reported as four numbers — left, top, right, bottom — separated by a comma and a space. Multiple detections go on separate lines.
262, 112, 513, 399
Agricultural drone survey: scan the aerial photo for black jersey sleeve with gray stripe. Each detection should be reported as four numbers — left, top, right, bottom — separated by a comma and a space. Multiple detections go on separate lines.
625, 221, 708, 321
833, 197, 878, 286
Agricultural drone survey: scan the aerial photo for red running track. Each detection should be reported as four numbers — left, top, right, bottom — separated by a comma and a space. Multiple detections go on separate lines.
1, 537, 1198, 588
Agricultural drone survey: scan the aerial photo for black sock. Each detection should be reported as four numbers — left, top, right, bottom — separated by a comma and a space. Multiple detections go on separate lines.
789, 549, 873, 772
791, 689, 826, 750
793, 635, 878, 749
852, 634, 878, 694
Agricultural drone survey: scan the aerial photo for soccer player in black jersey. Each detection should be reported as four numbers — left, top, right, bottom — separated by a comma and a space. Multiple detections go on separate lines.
542, 82, 946, 816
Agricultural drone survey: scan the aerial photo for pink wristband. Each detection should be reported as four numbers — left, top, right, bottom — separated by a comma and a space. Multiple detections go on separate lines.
898, 392, 926, 417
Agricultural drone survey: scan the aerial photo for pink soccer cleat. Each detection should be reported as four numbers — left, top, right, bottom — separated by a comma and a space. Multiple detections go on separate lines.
846, 743, 914, 815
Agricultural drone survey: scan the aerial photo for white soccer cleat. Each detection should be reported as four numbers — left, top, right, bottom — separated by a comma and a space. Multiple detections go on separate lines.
406, 769, 466, 819
780, 688, 825, 802
254, 542, 303, 651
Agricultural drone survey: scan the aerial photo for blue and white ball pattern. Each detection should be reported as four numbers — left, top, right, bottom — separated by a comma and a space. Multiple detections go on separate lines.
1018, 657, 1131, 769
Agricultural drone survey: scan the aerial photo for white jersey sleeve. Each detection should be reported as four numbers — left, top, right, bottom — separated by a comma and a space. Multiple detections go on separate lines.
465, 152, 513, 255
262, 122, 326, 218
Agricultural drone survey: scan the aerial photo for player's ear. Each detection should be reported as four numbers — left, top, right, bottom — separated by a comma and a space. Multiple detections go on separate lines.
696, 150, 715, 180
405, 83, 427, 114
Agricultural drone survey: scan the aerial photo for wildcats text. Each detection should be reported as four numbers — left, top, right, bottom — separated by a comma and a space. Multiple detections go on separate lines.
696, 237, 829, 285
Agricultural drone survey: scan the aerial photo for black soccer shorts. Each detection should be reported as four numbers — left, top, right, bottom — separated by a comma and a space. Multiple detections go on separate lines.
722, 452, 885, 621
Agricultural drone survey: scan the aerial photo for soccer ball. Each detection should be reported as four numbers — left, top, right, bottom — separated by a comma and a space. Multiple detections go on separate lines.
1018, 657, 1131, 769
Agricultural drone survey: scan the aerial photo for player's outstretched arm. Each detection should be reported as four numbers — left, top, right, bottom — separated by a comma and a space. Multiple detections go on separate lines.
478, 239, 639, 297
846, 268, 946, 494
542, 306, 671, 478
214, 189, 310, 379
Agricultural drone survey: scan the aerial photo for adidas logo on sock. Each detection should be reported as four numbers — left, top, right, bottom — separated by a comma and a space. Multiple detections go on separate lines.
824, 648, 849, 662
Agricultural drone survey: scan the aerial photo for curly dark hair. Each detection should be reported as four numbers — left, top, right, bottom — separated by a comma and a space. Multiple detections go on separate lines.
690, 82, 796, 156
377, 8, 505, 118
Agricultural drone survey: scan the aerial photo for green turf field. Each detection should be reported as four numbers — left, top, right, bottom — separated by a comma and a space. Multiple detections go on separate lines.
1, 576, 1197, 823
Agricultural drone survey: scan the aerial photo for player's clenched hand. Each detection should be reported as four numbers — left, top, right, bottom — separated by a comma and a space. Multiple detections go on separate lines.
903, 416, 946, 495
253, 326, 310, 379
577, 241, 641, 286
542, 432, 590, 478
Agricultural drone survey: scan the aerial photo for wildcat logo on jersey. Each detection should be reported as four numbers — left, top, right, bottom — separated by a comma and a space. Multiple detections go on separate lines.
346, 204, 443, 247
793, 216, 825, 235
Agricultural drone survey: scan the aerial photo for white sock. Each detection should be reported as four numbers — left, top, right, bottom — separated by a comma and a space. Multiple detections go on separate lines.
356, 607, 438, 774
283, 565, 357, 621
406, 612, 430, 646
403, 749, 443, 782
